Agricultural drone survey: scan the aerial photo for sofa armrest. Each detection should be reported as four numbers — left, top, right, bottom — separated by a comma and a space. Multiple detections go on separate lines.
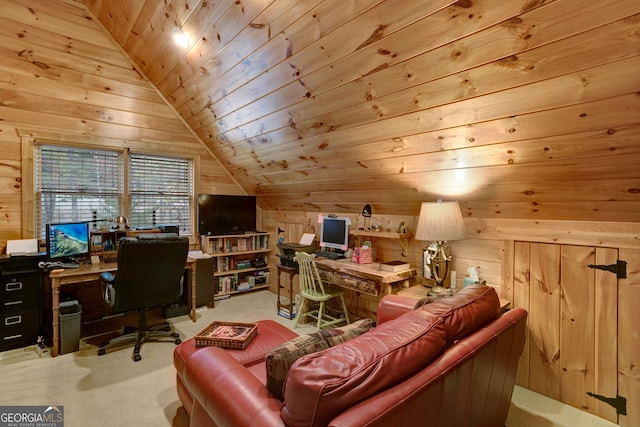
184, 347, 285, 427
377, 294, 417, 324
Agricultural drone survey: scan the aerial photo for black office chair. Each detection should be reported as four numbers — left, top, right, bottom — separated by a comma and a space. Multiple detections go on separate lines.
98, 233, 189, 361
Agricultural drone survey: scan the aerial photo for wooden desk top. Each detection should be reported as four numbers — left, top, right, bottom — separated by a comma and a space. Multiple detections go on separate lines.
48, 262, 117, 280
315, 258, 416, 284
49, 257, 197, 280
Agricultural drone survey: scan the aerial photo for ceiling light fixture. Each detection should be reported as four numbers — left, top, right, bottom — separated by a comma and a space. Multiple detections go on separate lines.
173, 27, 190, 49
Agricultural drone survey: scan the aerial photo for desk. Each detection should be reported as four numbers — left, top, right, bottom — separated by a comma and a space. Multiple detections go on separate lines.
315, 258, 416, 297
315, 258, 416, 320
48, 259, 197, 357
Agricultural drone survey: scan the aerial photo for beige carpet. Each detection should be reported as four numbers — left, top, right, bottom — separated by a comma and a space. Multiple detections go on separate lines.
0, 290, 315, 427
0, 290, 618, 427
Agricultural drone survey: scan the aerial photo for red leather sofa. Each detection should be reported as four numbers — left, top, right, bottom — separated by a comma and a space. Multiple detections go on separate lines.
174, 284, 527, 427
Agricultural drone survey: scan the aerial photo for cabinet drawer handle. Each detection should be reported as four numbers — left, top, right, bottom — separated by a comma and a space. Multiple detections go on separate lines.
5, 315, 22, 326
4, 300, 23, 306
6, 281, 23, 291
3, 334, 23, 341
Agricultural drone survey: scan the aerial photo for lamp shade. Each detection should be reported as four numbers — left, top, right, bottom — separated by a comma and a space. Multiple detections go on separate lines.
414, 200, 466, 242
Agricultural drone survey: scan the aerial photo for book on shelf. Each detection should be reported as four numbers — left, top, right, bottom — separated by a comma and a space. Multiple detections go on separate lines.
379, 260, 411, 272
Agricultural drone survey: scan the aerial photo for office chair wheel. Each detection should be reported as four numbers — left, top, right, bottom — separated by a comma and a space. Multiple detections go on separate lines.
98, 348, 106, 356
133, 354, 142, 362
174, 337, 182, 345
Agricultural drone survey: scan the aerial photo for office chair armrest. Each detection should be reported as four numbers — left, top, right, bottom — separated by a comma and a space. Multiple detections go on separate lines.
100, 272, 116, 307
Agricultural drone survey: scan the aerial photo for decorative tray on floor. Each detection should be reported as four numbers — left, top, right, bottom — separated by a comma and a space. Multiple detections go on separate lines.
194, 321, 258, 349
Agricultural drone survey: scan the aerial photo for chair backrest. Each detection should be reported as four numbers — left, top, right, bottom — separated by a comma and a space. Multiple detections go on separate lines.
295, 251, 327, 295
113, 233, 189, 312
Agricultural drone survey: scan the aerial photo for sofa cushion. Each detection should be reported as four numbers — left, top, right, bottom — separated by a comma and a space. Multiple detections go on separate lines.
417, 283, 501, 343
280, 309, 446, 427
265, 318, 373, 400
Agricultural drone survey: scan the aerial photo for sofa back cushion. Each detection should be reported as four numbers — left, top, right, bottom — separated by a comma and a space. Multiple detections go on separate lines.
265, 318, 373, 400
418, 283, 501, 344
280, 309, 446, 427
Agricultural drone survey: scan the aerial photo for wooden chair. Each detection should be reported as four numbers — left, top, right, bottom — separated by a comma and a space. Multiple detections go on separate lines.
294, 251, 350, 330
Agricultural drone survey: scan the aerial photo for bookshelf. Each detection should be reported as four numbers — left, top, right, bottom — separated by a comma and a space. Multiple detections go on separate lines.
200, 233, 271, 297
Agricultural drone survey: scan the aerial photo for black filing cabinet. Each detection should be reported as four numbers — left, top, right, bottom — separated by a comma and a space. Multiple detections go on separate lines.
0, 254, 45, 352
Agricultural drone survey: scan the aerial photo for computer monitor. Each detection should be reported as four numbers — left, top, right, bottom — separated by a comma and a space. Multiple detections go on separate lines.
46, 221, 90, 261
319, 216, 350, 251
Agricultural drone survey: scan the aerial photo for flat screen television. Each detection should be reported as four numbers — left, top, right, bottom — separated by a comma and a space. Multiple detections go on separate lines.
197, 194, 257, 235
319, 216, 350, 251
46, 221, 90, 261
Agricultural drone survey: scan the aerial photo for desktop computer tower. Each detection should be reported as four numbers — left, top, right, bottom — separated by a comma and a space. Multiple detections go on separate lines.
164, 257, 214, 318
187, 257, 215, 307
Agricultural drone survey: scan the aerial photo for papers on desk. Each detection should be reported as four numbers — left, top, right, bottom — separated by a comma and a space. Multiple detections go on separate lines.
188, 250, 212, 259
299, 233, 315, 245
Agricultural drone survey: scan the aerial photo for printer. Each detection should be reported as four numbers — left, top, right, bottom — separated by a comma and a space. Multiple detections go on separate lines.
277, 242, 315, 267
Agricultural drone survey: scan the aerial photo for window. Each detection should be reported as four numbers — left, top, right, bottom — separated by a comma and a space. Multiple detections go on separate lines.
35, 144, 193, 238
35, 145, 122, 239
129, 153, 193, 235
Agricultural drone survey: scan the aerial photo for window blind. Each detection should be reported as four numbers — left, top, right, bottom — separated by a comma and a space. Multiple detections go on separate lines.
35, 145, 122, 239
35, 145, 194, 239
129, 153, 193, 234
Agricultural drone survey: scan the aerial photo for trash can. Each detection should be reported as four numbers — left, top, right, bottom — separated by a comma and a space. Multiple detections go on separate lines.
59, 300, 82, 355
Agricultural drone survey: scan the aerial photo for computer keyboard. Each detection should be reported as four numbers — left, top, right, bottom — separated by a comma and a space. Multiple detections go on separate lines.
59, 262, 81, 269
38, 261, 81, 269
314, 250, 345, 260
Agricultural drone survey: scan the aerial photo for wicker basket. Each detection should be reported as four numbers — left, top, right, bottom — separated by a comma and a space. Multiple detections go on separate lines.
194, 321, 258, 349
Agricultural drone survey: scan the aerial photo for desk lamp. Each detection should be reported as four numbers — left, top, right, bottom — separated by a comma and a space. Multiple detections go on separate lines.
112, 215, 129, 230
414, 200, 466, 294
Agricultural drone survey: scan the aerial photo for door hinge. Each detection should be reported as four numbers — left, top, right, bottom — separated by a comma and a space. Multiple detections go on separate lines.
587, 260, 627, 279
587, 392, 627, 415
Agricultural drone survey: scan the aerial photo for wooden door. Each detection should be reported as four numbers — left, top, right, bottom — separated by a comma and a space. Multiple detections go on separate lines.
513, 242, 620, 423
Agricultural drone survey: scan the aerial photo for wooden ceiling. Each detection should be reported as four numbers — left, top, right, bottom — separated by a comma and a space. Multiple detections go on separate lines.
79, 0, 640, 220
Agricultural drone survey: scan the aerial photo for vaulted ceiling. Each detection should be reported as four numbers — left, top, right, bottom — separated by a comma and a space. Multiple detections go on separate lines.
80, 0, 640, 220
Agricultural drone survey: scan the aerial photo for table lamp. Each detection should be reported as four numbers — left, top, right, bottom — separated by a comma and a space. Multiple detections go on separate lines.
414, 200, 466, 294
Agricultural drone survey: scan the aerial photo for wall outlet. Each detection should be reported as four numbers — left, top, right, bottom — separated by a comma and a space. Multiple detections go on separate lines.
450, 271, 457, 289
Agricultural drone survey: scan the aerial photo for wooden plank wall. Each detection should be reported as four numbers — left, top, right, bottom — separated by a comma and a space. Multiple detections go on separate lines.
0, 0, 246, 251
263, 209, 640, 293
264, 209, 640, 425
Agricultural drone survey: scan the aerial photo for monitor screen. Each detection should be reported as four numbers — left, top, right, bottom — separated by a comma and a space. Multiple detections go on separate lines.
319, 216, 349, 251
46, 221, 90, 260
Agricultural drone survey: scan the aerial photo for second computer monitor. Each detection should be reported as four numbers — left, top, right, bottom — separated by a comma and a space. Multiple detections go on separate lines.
319, 216, 349, 252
